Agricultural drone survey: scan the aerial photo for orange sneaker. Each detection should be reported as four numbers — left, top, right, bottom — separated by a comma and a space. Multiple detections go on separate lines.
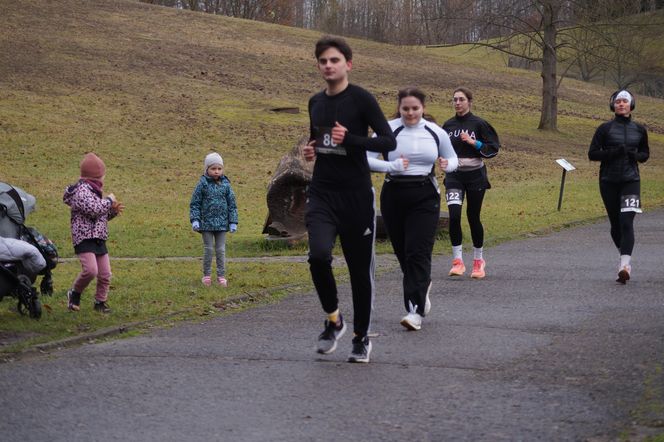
449, 258, 466, 276
471, 259, 486, 279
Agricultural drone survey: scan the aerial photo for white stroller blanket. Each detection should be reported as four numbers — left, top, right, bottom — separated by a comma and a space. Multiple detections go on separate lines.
0, 236, 46, 275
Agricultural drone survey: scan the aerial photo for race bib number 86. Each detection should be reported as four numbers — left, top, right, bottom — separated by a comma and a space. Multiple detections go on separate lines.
315, 126, 347, 156
620, 194, 642, 213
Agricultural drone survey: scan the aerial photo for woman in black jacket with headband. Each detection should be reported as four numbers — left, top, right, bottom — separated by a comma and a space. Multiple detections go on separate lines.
588, 89, 649, 284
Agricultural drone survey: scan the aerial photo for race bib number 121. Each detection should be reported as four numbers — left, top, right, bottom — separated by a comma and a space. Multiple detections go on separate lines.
621, 194, 642, 213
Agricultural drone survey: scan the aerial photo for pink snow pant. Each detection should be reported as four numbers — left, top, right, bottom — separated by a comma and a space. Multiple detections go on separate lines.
73, 253, 112, 302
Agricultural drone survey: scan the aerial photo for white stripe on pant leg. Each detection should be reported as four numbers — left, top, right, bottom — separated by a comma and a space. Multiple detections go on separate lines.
368, 187, 377, 337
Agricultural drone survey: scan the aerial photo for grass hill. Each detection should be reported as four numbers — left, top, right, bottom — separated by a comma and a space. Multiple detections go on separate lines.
2, 0, 664, 349
2, 0, 664, 258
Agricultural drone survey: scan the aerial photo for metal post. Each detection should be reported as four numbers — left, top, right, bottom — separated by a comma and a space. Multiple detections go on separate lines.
557, 169, 567, 211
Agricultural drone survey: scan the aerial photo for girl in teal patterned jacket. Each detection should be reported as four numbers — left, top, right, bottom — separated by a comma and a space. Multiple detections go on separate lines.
189, 152, 238, 287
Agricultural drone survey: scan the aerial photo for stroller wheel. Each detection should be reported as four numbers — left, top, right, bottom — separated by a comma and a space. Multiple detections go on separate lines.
17, 295, 41, 319
40, 275, 54, 296
16, 275, 41, 320
17, 298, 28, 316
29, 297, 42, 319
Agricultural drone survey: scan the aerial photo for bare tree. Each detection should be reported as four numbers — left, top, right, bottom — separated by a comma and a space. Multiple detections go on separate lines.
569, 0, 662, 91
427, 0, 569, 131
425, 0, 664, 130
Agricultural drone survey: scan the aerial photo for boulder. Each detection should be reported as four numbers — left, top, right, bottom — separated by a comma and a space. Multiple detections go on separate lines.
262, 137, 449, 242
262, 137, 312, 242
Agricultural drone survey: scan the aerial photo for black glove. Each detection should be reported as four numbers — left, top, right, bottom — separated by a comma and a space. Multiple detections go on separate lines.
624, 146, 637, 160
606, 146, 624, 159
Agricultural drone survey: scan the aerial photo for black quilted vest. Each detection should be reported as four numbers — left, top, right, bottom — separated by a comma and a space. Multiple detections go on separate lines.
600, 118, 642, 183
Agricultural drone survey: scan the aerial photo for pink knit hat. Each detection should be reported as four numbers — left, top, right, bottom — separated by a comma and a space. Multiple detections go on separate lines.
80, 152, 106, 179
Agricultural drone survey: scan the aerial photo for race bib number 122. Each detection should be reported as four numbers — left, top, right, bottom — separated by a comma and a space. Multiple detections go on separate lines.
446, 189, 463, 206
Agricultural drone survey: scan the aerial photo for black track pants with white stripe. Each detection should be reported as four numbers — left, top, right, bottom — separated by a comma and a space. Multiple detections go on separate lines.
305, 187, 376, 337
380, 180, 440, 316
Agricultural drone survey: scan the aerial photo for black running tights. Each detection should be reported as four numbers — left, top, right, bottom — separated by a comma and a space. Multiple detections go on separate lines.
599, 181, 638, 255
448, 188, 485, 248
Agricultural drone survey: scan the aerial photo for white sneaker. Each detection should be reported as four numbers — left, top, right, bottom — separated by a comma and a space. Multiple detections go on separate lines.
400, 311, 422, 331
424, 281, 432, 315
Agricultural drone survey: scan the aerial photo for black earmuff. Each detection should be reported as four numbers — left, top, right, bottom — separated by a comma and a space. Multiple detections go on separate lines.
609, 90, 635, 112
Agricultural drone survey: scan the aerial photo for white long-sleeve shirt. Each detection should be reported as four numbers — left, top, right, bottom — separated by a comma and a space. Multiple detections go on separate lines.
367, 117, 458, 177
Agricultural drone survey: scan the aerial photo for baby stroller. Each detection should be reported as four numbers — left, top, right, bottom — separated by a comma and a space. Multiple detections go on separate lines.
0, 182, 58, 319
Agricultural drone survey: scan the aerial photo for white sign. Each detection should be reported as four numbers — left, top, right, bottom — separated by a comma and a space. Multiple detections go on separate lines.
556, 158, 576, 171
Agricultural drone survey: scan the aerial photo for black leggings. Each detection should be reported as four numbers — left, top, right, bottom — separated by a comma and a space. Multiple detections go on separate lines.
599, 181, 640, 255
448, 188, 485, 248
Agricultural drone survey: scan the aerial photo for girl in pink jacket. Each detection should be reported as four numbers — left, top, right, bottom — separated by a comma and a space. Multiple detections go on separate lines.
63, 153, 124, 313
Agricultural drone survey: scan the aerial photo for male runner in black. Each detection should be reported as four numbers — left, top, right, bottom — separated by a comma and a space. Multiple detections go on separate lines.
303, 36, 396, 363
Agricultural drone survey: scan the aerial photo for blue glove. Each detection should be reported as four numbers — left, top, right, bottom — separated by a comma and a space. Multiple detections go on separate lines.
230, 223, 237, 233
192, 221, 200, 232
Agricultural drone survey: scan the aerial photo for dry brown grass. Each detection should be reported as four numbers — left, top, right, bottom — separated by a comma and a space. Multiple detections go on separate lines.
1, 0, 663, 258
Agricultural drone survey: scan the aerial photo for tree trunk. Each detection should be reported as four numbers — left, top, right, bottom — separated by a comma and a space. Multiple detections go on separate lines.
538, 1, 558, 131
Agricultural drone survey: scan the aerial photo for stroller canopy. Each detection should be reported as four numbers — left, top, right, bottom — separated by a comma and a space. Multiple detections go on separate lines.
0, 182, 36, 238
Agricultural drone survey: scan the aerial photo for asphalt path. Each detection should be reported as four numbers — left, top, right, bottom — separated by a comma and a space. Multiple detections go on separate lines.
1, 210, 663, 441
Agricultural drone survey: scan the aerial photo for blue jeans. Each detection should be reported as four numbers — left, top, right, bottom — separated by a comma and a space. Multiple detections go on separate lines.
201, 231, 226, 277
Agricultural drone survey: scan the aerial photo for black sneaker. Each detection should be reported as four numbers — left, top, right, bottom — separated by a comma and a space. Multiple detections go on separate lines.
67, 289, 81, 312
348, 335, 372, 363
94, 301, 111, 314
317, 315, 346, 354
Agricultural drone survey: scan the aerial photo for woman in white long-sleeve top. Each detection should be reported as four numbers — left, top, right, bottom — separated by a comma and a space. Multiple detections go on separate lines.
368, 86, 458, 331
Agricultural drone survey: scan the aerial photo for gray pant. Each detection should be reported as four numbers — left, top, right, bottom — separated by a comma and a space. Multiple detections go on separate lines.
202, 231, 226, 277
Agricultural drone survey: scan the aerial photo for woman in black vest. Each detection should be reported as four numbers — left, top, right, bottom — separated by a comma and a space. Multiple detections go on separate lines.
588, 90, 649, 284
